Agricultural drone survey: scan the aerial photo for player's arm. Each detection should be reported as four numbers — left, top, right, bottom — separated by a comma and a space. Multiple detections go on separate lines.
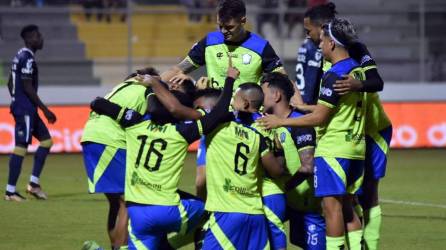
260, 135, 284, 178
334, 42, 384, 94
161, 38, 206, 83
258, 73, 339, 129
89, 97, 143, 127
196, 138, 207, 200
285, 128, 316, 191
20, 58, 56, 123
137, 75, 203, 120
7, 73, 12, 96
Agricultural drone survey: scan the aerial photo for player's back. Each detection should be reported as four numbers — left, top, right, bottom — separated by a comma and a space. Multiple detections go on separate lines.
316, 58, 367, 160
124, 117, 189, 206
9, 48, 38, 115
204, 119, 266, 215
296, 38, 323, 105
81, 79, 149, 148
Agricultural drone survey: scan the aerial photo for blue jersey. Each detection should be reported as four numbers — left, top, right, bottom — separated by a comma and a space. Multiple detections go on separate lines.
9, 47, 38, 115
295, 38, 323, 105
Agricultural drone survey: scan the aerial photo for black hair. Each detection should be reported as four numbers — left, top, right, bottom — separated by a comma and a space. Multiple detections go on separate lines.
238, 82, 264, 110
148, 90, 193, 125
180, 79, 197, 100
217, 0, 246, 22
124, 67, 159, 81
304, 2, 337, 26
261, 72, 294, 102
322, 17, 358, 47
194, 88, 222, 101
20, 24, 39, 40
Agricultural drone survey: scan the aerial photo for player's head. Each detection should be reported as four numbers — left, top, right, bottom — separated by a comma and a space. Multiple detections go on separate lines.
232, 82, 264, 112
21, 24, 43, 51
147, 90, 194, 124
260, 72, 294, 114
304, 2, 337, 44
169, 79, 196, 99
320, 18, 357, 62
193, 88, 222, 111
125, 67, 159, 80
217, 0, 247, 42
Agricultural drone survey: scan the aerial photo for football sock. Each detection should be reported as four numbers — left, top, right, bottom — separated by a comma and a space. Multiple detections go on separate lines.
346, 229, 363, 250
364, 205, 382, 250
7, 153, 24, 188
326, 236, 345, 250
31, 146, 50, 178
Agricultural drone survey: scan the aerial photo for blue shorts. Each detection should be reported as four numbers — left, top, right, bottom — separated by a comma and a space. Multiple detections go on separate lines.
288, 208, 326, 250
127, 199, 205, 250
263, 194, 287, 250
13, 113, 50, 146
314, 157, 364, 197
203, 212, 269, 250
365, 126, 392, 180
82, 142, 126, 193
196, 136, 206, 166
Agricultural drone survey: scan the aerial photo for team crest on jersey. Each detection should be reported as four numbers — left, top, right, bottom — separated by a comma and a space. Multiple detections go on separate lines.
308, 224, 316, 232
315, 51, 322, 61
280, 132, 286, 143
242, 54, 252, 65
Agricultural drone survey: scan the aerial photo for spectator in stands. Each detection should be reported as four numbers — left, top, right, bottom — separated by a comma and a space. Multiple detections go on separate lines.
82, 0, 126, 23
181, 0, 202, 22
257, 0, 280, 37
285, 0, 306, 38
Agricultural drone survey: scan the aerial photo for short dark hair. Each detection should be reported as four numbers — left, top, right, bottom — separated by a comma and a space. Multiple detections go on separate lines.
322, 18, 358, 47
194, 88, 222, 101
180, 79, 197, 100
304, 2, 337, 26
217, 0, 246, 22
148, 90, 193, 124
261, 72, 294, 102
238, 82, 263, 110
20, 24, 39, 40
124, 67, 159, 80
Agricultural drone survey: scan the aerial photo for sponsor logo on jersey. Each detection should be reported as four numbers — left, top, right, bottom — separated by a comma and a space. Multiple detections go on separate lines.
345, 130, 365, 142
298, 47, 307, 53
242, 54, 252, 65
297, 134, 313, 144
130, 171, 162, 191
21, 59, 34, 74
223, 178, 256, 197
308, 60, 321, 68
320, 87, 333, 97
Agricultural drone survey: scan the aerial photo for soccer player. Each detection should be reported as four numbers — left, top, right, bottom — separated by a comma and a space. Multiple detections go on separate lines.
258, 18, 366, 250
91, 62, 239, 250
81, 67, 162, 250
260, 72, 324, 250
295, 3, 336, 104
161, 0, 302, 103
201, 82, 284, 249
5, 24, 56, 201
300, 3, 392, 249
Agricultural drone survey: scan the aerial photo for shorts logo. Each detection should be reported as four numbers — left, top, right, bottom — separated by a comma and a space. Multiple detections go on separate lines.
242, 54, 252, 65
125, 110, 134, 120
320, 87, 332, 97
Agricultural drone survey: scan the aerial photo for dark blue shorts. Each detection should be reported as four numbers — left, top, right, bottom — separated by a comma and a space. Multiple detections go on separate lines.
203, 212, 269, 250
127, 199, 205, 250
82, 142, 126, 194
288, 208, 326, 250
13, 113, 50, 146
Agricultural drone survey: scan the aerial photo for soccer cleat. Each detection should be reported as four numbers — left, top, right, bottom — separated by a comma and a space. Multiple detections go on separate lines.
26, 183, 48, 200
4, 191, 26, 202
81, 240, 104, 250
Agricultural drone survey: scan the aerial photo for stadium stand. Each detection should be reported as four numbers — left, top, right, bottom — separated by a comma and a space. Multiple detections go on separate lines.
0, 8, 100, 85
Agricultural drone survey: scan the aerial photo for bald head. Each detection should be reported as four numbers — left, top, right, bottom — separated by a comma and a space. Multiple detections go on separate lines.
233, 82, 264, 112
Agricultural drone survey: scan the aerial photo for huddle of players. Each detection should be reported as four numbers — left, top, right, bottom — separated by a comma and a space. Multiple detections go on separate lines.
80, 1, 392, 250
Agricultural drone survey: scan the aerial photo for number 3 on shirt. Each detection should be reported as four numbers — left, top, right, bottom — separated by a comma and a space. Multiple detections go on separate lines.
135, 135, 167, 172
234, 142, 249, 176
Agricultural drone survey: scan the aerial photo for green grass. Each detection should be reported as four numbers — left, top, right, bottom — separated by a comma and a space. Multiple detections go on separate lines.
0, 149, 445, 249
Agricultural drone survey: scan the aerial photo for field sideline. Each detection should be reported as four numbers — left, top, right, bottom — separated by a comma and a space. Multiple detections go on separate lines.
0, 149, 445, 250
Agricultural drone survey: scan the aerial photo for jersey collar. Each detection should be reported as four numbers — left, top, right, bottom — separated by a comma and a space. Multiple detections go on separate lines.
20, 47, 34, 56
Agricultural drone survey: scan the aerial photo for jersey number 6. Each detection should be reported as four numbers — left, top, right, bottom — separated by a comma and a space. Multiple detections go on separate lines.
234, 142, 249, 176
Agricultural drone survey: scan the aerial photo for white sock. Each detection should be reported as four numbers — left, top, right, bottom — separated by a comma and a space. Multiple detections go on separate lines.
6, 184, 16, 193
30, 175, 39, 184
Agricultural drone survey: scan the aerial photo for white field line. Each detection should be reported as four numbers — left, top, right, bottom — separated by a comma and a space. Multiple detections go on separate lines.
381, 199, 446, 209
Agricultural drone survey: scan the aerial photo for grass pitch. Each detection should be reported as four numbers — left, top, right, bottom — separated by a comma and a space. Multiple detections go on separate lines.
0, 149, 445, 249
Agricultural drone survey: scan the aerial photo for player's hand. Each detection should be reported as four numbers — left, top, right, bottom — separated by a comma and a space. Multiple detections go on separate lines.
273, 133, 283, 151
136, 74, 159, 86
334, 74, 363, 95
196, 76, 209, 89
290, 92, 304, 108
44, 109, 57, 124
257, 114, 283, 129
169, 73, 193, 85
227, 53, 240, 79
